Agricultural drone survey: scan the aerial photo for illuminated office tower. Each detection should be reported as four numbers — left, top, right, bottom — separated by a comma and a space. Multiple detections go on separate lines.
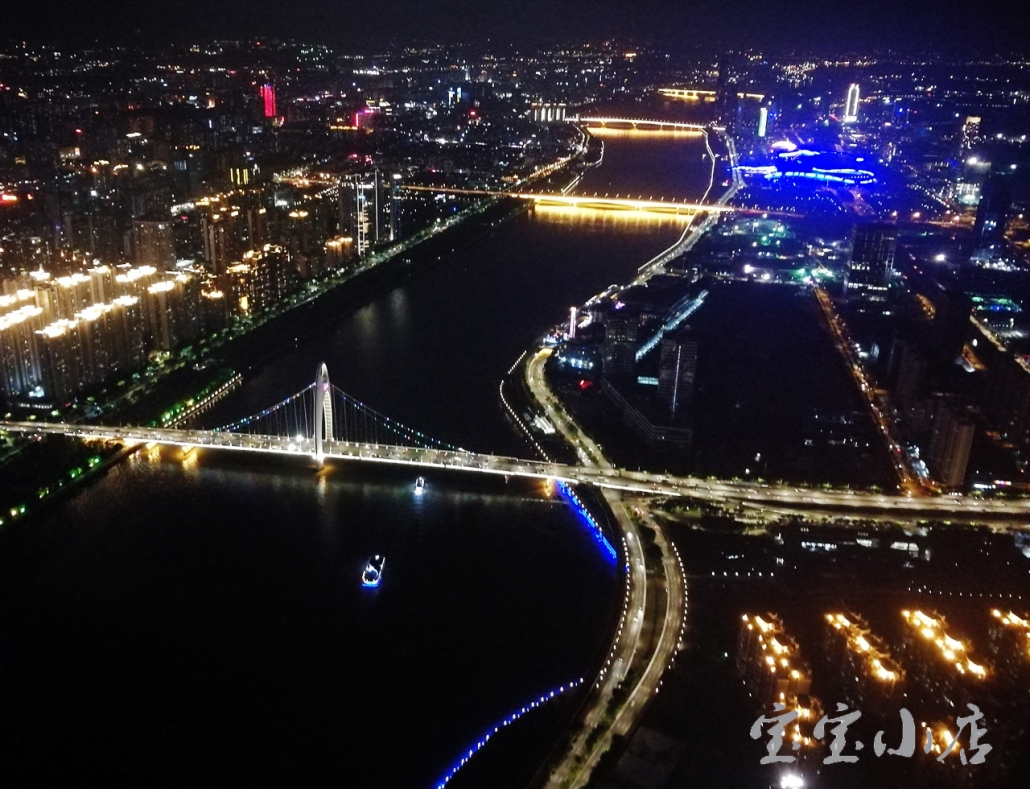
974, 169, 1012, 256
260, 84, 277, 118
387, 174, 401, 242
847, 222, 897, 296
844, 83, 860, 123
602, 311, 638, 377
132, 219, 176, 269
658, 330, 698, 418
339, 172, 387, 256
0, 305, 44, 397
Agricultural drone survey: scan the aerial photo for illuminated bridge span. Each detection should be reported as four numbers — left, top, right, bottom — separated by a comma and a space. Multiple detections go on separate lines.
658, 88, 766, 102
570, 116, 708, 132
213, 363, 468, 467
5, 364, 1030, 520
402, 185, 747, 216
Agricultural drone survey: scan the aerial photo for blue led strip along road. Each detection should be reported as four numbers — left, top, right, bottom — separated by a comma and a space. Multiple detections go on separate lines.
557, 481, 618, 564
433, 678, 584, 789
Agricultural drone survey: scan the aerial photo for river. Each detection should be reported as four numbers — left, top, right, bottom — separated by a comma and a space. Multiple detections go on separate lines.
0, 129, 713, 787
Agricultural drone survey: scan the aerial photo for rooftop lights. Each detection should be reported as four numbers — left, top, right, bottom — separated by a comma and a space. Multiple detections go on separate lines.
826, 613, 902, 682
901, 610, 987, 678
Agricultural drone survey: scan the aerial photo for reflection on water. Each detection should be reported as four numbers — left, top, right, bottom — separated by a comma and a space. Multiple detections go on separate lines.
0, 452, 618, 787
529, 203, 696, 229
584, 127, 705, 139
0, 132, 717, 787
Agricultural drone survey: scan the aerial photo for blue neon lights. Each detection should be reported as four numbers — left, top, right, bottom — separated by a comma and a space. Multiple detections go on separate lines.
434, 678, 584, 789
766, 169, 875, 185
738, 149, 878, 186
557, 481, 618, 563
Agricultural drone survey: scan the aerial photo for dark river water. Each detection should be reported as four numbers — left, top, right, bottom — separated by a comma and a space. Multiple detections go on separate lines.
0, 130, 712, 787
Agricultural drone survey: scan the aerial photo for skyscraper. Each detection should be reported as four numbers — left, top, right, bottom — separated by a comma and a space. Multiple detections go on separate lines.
601, 310, 637, 378
260, 84, 277, 118
844, 83, 860, 123
132, 219, 176, 270
657, 330, 698, 418
928, 403, 975, 488
894, 341, 927, 408
339, 172, 388, 256
847, 223, 897, 297
974, 169, 1012, 256
35, 319, 86, 402
0, 305, 44, 397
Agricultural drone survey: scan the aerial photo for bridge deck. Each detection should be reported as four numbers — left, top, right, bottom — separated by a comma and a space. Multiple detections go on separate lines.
4, 421, 1030, 522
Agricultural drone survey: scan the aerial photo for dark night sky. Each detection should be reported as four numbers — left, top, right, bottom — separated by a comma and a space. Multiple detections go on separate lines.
3, 0, 1029, 54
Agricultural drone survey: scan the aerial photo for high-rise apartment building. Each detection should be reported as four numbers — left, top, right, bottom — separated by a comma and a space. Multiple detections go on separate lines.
0, 305, 44, 397
132, 219, 176, 269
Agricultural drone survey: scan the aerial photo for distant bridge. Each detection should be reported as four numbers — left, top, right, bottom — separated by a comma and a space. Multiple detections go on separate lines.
570, 116, 708, 132
402, 184, 729, 215
402, 185, 792, 218
658, 88, 766, 102
3, 364, 1030, 522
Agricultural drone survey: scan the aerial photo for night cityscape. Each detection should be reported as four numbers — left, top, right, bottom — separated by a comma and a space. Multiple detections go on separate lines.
2, 2, 1030, 787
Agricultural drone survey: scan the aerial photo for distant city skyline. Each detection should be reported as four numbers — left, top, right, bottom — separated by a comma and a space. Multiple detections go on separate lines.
4, 0, 1030, 55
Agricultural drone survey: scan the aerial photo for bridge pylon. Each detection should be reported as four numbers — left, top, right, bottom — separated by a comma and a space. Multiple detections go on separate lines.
314, 362, 333, 469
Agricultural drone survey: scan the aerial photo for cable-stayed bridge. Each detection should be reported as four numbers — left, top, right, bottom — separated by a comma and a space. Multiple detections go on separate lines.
4, 363, 1030, 521
212, 364, 468, 461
